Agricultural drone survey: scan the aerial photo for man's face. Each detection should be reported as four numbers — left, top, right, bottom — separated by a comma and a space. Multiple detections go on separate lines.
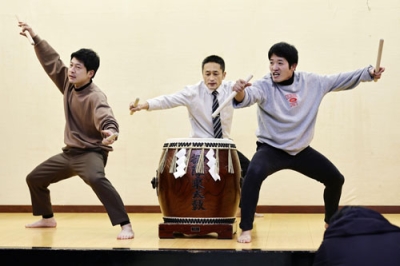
68, 57, 94, 88
269, 54, 296, 83
202, 62, 226, 90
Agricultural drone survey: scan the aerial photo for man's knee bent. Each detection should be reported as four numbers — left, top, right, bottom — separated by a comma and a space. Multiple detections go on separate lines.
245, 167, 268, 185
325, 173, 345, 188
26, 171, 39, 186
84, 175, 109, 188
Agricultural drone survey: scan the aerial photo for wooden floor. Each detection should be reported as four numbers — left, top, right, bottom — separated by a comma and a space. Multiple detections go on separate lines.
2, 212, 400, 251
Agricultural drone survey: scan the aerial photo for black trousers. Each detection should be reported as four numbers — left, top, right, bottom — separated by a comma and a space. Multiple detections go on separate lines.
237, 150, 250, 180
239, 142, 344, 230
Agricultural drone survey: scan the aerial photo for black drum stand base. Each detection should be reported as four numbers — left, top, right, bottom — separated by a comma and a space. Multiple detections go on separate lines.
158, 221, 237, 239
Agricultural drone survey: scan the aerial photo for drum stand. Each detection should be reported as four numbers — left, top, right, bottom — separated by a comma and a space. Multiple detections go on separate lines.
159, 220, 237, 239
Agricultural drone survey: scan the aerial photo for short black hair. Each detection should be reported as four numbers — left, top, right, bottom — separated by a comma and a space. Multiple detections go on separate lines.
268, 42, 298, 67
70, 48, 100, 78
202, 55, 225, 72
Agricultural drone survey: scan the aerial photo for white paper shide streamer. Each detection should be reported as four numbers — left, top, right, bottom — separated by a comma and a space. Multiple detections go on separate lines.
173, 148, 187, 178
206, 149, 220, 181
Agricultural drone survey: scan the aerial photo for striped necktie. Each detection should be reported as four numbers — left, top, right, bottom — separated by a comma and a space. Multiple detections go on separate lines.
212, 91, 223, 138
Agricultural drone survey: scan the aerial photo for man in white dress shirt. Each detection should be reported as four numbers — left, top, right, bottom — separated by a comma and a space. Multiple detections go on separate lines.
129, 55, 261, 216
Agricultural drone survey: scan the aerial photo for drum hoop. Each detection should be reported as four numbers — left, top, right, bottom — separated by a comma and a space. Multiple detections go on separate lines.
163, 216, 236, 224
162, 138, 236, 149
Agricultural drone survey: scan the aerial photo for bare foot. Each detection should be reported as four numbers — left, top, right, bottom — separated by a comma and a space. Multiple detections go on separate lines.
25, 218, 57, 228
237, 230, 252, 243
117, 223, 134, 240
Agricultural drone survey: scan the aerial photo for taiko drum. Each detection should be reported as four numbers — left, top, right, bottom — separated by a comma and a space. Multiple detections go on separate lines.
156, 138, 241, 224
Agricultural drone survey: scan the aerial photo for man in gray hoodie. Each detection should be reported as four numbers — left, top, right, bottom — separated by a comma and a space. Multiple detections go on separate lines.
232, 42, 385, 243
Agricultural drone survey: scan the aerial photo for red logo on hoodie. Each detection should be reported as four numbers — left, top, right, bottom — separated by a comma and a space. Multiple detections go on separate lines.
285, 93, 298, 107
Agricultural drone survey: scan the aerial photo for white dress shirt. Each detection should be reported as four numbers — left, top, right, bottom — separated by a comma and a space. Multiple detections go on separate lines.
147, 80, 235, 138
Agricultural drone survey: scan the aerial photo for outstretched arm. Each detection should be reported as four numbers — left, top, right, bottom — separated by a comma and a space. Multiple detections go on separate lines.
232, 79, 252, 103
18, 21, 68, 94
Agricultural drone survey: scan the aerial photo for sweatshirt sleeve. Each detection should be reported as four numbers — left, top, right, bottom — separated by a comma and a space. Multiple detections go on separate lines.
322, 66, 374, 93
33, 35, 69, 94
233, 80, 268, 109
93, 91, 119, 134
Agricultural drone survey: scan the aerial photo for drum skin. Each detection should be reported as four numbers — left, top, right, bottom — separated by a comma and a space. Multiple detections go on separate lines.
157, 139, 241, 219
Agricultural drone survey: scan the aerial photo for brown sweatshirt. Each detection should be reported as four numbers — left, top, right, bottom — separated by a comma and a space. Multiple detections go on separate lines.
33, 35, 118, 151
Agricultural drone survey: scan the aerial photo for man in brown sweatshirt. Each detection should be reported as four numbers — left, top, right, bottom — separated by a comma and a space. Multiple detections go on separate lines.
18, 21, 134, 239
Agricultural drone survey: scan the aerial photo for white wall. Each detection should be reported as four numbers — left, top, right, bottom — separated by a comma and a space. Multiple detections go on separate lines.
1, 0, 399, 207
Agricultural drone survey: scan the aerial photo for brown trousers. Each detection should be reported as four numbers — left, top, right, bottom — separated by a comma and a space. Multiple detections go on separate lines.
26, 148, 130, 226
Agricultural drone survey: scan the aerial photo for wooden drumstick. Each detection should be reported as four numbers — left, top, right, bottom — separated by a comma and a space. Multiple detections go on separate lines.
211, 75, 253, 118
130, 98, 140, 115
105, 132, 118, 142
16, 15, 35, 45
374, 39, 384, 82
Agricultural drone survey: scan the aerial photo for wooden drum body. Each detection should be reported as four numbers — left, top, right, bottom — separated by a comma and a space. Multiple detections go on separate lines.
156, 138, 241, 225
